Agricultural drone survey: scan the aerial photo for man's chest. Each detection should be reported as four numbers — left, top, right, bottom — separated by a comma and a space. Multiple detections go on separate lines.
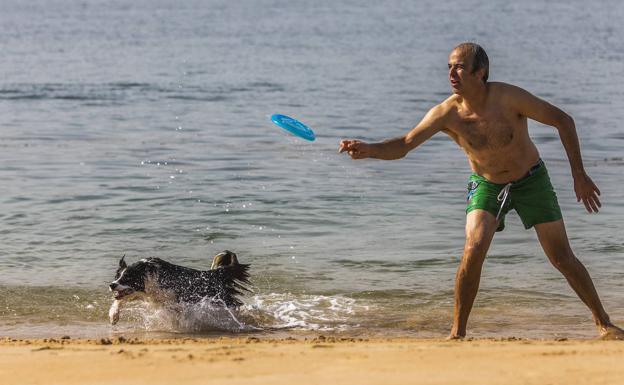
450, 110, 522, 151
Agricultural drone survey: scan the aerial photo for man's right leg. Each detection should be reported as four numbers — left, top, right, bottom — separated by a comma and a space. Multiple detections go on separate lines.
449, 209, 499, 339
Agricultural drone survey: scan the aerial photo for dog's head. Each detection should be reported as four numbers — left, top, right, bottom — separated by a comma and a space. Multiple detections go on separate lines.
109, 255, 155, 300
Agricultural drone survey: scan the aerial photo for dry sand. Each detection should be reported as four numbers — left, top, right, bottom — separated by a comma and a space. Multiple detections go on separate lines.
1, 336, 623, 385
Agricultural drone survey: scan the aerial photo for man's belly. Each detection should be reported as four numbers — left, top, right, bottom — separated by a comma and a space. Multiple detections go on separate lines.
467, 147, 541, 183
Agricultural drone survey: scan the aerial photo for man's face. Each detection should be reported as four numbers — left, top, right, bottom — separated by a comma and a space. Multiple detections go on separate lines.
448, 49, 483, 94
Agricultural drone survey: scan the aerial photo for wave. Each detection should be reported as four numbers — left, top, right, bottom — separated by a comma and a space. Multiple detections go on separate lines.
0, 81, 285, 103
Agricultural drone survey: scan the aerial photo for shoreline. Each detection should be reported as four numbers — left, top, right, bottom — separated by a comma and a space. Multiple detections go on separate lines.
2, 336, 623, 385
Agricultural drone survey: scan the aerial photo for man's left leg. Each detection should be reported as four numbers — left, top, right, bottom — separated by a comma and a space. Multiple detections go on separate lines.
534, 219, 624, 339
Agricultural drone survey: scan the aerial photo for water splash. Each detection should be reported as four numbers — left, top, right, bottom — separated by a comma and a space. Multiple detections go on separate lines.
117, 297, 256, 333
241, 293, 370, 331
112, 293, 368, 333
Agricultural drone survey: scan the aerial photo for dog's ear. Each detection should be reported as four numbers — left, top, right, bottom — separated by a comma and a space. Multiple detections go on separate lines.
119, 254, 127, 269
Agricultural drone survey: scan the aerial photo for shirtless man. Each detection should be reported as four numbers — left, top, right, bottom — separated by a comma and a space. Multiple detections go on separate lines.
339, 43, 624, 340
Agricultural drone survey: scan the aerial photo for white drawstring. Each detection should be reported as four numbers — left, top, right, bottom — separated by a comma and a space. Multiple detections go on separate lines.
495, 183, 512, 221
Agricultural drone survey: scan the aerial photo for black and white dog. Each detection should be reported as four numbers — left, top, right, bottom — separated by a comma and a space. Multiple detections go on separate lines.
108, 250, 250, 325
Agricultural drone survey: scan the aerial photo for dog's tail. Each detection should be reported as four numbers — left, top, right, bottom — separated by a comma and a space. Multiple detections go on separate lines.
210, 261, 251, 307
211, 250, 239, 269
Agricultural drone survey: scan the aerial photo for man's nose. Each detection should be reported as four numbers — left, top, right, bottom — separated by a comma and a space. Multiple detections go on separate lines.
109, 283, 118, 291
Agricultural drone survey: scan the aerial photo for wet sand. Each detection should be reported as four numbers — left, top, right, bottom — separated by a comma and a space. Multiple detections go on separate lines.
1, 336, 623, 385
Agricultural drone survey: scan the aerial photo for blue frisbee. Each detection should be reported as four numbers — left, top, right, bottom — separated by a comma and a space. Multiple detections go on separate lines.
270, 114, 316, 141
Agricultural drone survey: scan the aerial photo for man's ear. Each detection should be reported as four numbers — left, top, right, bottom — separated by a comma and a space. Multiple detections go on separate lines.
119, 254, 127, 269
475, 67, 486, 83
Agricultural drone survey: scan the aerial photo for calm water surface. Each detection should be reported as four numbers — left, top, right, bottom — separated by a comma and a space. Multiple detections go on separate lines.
1, 0, 623, 339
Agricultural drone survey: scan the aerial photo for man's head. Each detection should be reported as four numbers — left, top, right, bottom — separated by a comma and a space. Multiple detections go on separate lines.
448, 43, 489, 94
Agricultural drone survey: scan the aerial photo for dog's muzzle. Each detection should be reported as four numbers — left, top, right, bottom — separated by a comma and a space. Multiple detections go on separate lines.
109, 283, 134, 300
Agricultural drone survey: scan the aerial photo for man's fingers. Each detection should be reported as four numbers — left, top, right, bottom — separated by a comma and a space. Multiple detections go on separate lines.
591, 181, 601, 196
588, 198, 599, 213
349, 149, 368, 160
592, 193, 602, 208
575, 175, 601, 213
579, 191, 602, 213
583, 195, 600, 213
339, 140, 358, 153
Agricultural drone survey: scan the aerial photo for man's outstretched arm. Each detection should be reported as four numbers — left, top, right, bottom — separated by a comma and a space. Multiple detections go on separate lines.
509, 85, 601, 213
339, 104, 448, 160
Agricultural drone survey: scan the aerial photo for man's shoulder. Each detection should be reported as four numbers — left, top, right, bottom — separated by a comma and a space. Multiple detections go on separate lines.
436, 94, 460, 113
424, 96, 458, 125
488, 81, 530, 98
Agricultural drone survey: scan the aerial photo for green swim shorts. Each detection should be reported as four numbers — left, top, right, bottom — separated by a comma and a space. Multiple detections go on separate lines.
466, 159, 562, 231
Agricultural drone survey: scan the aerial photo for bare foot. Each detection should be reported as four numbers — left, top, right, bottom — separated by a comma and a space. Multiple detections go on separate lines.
446, 334, 465, 340
599, 324, 624, 340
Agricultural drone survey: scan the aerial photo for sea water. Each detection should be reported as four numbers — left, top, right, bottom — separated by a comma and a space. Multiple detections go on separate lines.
1, 0, 623, 339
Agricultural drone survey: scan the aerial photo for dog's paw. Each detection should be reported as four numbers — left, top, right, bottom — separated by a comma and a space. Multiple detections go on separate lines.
109, 300, 120, 325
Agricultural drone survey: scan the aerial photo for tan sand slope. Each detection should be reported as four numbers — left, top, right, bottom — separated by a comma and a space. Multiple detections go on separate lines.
1, 337, 623, 385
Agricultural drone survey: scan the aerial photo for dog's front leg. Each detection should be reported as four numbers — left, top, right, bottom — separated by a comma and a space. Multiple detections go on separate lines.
109, 299, 121, 325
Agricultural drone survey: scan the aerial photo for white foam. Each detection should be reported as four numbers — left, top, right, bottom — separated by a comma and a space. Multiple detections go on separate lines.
120, 297, 256, 333
114, 293, 369, 333
241, 293, 370, 331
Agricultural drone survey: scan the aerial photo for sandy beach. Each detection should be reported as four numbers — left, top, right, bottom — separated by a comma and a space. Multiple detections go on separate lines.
1, 336, 623, 385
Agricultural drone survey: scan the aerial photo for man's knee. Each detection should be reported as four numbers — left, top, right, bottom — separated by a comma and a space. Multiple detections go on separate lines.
461, 210, 496, 271
463, 232, 490, 259
548, 250, 577, 274
461, 241, 488, 270
463, 244, 486, 259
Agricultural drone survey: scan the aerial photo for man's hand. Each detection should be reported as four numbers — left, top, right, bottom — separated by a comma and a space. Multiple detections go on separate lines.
574, 172, 601, 213
339, 139, 373, 159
